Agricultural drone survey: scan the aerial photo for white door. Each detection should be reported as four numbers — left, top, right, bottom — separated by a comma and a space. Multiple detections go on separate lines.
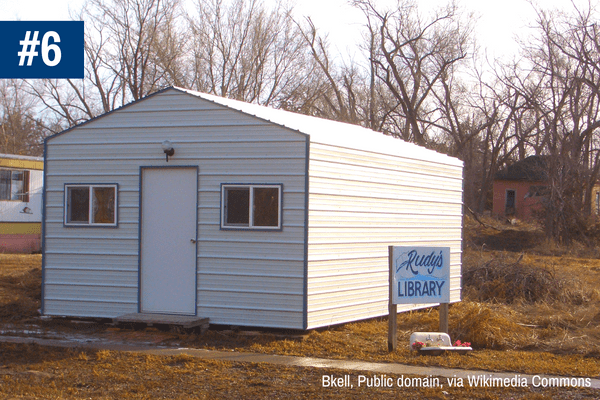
140, 168, 197, 315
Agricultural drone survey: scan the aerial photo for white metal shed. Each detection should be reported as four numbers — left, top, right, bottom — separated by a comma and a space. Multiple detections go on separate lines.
42, 87, 463, 330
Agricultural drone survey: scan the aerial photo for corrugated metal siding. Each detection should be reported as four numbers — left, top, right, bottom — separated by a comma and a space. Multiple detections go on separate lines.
43, 89, 307, 328
306, 142, 463, 329
44, 87, 464, 330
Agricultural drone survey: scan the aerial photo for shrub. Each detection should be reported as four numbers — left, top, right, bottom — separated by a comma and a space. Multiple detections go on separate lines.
462, 254, 595, 305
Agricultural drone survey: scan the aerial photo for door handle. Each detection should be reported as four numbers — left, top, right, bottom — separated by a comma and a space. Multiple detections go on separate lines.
190, 239, 197, 244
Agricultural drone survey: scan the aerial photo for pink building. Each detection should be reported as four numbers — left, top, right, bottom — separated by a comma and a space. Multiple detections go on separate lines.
492, 156, 548, 221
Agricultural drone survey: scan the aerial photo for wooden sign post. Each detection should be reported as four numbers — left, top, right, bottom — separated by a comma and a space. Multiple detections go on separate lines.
388, 246, 397, 351
388, 246, 451, 352
439, 302, 449, 333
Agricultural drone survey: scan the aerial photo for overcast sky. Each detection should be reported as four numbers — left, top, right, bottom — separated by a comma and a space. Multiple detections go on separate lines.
0, 0, 593, 62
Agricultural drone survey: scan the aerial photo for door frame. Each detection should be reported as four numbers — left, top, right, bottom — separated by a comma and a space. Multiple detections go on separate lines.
138, 165, 199, 315
505, 188, 516, 216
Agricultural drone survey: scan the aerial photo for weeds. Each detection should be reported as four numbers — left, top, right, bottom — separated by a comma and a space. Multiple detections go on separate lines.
462, 252, 597, 304
458, 247, 600, 354
448, 302, 532, 350
1, 220, 600, 386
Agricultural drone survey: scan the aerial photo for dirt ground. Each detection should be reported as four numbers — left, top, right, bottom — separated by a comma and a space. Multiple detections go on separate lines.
1, 342, 599, 399
1, 218, 600, 398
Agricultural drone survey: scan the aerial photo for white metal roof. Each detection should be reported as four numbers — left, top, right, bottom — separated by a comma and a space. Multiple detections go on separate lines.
178, 87, 463, 167
0, 153, 43, 161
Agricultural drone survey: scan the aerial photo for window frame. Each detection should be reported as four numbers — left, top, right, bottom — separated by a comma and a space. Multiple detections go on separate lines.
0, 169, 30, 202
64, 184, 118, 227
505, 188, 516, 215
221, 184, 282, 230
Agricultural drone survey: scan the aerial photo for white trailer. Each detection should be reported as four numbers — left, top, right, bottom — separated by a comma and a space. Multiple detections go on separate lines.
0, 153, 43, 253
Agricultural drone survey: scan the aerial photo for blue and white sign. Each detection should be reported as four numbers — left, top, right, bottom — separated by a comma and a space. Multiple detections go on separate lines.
391, 246, 450, 304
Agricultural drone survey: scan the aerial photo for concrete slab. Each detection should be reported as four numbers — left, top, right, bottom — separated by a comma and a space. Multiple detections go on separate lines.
114, 313, 209, 331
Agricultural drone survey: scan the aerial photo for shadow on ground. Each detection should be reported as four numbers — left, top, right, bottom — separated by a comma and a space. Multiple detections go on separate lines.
470, 229, 546, 252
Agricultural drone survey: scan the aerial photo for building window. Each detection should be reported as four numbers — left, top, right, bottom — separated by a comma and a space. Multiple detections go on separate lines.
0, 169, 30, 202
505, 189, 516, 215
65, 184, 117, 226
221, 184, 281, 229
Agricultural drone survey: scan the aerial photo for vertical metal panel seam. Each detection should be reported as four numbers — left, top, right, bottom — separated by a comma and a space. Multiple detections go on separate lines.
194, 166, 199, 316
303, 137, 310, 330
41, 140, 48, 314
460, 163, 465, 300
137, 166, 143, 313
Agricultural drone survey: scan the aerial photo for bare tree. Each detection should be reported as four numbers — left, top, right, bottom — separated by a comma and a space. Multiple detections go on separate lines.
0, 81, 49, 156
352, 0, 472, 146
509, 4, 600, 242
29, 0, 186, 128
282, 17, 369, 124
190, 0, 311, 106
87, 0, 186, 101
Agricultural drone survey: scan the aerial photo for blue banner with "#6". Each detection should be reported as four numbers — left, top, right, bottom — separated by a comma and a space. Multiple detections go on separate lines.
0, 21, 84, 79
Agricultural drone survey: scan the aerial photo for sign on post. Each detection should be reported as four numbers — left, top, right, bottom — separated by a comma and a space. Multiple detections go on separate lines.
388, 246, 451, 351
392, 246, 450, 303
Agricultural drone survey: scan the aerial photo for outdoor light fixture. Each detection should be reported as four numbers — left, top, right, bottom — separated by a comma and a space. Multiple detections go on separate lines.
161, 140, 175, 162
20, 206, 32, 214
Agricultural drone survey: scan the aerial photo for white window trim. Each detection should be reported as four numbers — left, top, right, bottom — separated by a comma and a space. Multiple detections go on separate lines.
64, 184, 118, 227
221, 184, 282, 230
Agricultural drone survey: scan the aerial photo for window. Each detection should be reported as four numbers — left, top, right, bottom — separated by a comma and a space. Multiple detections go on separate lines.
222, 184, 281, 229
505, 189, 516, 215
0, 169, 30, 202
65, 184, 117, 226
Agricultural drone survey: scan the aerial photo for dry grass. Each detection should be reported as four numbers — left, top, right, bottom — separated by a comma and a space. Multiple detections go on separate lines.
459, 248, 600, 354
463, 250, 599, 305
208, 305, 598, 378
0, 342, 596, 400
1, 224, 600, 397
0, 254, 41, 320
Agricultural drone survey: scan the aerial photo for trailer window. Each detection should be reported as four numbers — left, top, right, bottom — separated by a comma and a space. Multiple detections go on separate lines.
65, 184, 117, 226
0, 169, 30, 202
222, 184, 281, 230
